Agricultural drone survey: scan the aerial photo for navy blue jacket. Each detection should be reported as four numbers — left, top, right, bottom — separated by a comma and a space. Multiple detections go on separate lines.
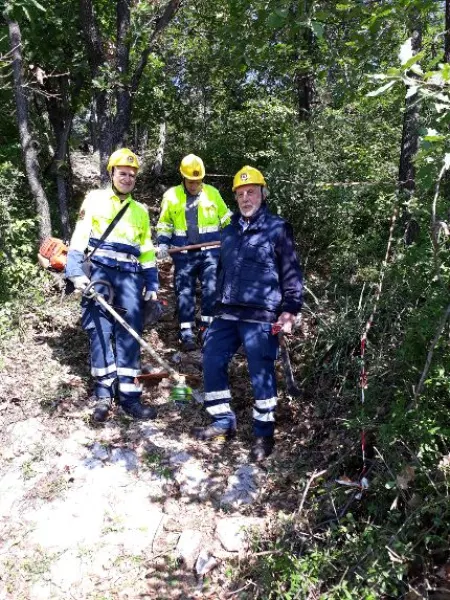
215, 205, 303, 322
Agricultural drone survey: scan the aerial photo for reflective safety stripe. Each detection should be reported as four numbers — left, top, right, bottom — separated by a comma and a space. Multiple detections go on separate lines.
119, 382, 142, 393
253, 409, 275, 422
91, 236, 140, 250
200, 315, 214, 323
180, 322, 195, 329
140, 260, 156, 269
198, 225, 219, 233
117, 367, 141, 377
204, 389, 232, 401
156, 223, 174, 231
99, 376, 116, 388
88, 248, 138, 262
174, 229, 187, 237
207, 402, 232, 416
220, 210, 233, 224
255, 397, 278, 410
92, 363, 116, 377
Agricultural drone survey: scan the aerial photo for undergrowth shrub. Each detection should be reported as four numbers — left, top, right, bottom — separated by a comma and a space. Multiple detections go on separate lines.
225, 111, 450, 596
0, 161, 43, 340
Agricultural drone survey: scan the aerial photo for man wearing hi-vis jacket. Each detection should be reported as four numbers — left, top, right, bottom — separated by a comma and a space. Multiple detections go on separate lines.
65, 148, 158, 422
156, 154, 232, 350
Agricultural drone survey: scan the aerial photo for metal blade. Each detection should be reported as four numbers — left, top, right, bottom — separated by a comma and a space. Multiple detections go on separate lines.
278, 333, 302, 397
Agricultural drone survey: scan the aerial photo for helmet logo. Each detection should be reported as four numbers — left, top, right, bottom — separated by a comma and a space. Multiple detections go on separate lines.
127, 155, 134, 163
193, 169, 199, 176
240, 173, 249, 181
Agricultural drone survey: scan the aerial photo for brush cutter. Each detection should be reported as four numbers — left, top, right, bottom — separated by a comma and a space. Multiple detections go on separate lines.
83, 280, 192, 403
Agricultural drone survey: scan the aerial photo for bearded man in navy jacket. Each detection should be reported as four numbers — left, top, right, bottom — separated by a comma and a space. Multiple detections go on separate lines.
194, 166, 303, 462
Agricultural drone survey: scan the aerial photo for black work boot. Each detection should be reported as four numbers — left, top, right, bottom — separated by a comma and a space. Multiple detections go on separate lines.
180, 329, 198, 352
193, 424, 235, 442
250, 436, 275, 462
92, 397, 112, 423
121, 401, 157, 420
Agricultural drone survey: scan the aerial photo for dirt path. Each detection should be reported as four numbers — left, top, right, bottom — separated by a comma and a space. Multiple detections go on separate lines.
0, 267, 311, 600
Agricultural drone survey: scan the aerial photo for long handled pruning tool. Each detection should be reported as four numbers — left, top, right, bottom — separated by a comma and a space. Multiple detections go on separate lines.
166, 241, 221, 255
271, 323, 302, 397
83, 280, 192, 401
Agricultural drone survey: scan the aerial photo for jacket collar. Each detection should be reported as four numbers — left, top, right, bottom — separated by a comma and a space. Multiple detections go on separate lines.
109, 186, 133, 204
232, 204, 269, 231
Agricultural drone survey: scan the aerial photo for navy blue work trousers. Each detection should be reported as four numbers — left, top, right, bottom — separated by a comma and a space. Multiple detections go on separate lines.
202, 318, 279, 437
81, 263, 144, 404
173, 250, 219, 330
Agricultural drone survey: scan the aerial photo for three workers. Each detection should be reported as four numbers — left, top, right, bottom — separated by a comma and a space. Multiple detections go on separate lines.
66, 150, 302, 462
156, 154, 232, 350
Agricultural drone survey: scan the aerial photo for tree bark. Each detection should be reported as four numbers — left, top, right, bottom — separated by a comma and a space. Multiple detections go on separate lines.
445, 0, 450, 63
291, 0, 315, 124
151, 121, 166, 178
115, 0, 182, 148
7, 18, 52, 242
294, 28, 315, 122
45, 74, 83, 240
130, 0, 182, 95
79, 0, 112, 181
115, 0, 131, 147
398, 22, 422, 245
96, 92, 114, 185
80, 0, 181, 180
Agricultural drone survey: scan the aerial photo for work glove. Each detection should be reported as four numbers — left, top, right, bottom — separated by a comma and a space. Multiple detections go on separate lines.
69, 274, 90, 291
157, 244, 170, 260
144, 290, 157, 302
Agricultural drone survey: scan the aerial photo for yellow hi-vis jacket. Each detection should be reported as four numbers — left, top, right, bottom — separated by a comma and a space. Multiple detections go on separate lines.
156, 184, 232, 248
65, 187, 158, 290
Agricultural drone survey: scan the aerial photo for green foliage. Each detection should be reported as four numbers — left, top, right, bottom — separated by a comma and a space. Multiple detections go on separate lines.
0, 158, 42, 338
3, 0, 46, 22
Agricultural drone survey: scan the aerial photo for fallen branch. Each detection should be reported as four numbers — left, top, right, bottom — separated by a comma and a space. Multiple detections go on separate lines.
304, 285, 320, 306
226, 581, 256, 597
297, 469, 327, 516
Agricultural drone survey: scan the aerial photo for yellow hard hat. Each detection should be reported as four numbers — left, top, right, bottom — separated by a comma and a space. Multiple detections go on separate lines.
232, 166, 266, 191
180, 154, 205, 180
107, 148, 139, 173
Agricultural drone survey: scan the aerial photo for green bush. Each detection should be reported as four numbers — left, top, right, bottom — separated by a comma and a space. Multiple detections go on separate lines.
0, 160, 43, 339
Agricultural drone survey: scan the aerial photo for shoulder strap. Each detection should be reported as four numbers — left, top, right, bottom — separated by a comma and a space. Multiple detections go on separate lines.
86, 201, 130, 261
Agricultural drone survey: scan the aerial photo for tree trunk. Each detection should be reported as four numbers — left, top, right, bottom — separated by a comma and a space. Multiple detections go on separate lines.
445, 0, 450, 63
294, 27, 315, 122
398, 22, 422, 245
7, 18, 52, 242
80, 0, 182, 179
45, 75, 80, 239
89, 102, 98, 151
115, 0, 132, 148
55, 117, 74, 240
79, 0, 112, 181
116, 0, 182, 148
151, 121, 166, 178
291, 0, 315, 124
96, 91, 113, 184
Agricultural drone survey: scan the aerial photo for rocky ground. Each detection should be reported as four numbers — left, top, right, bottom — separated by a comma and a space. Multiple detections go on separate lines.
0, 260, 318, 600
